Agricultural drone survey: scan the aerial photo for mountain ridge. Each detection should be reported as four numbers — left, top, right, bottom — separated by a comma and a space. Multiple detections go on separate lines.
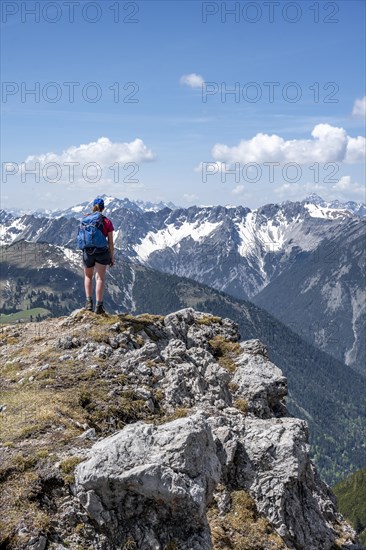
3, 193, 365, 220
1, 195, 364, 374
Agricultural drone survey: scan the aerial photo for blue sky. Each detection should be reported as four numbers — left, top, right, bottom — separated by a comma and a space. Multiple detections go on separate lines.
1, 0, 365, 210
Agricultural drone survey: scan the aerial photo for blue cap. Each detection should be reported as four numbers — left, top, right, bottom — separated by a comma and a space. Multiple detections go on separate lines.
93, 197, 105, 210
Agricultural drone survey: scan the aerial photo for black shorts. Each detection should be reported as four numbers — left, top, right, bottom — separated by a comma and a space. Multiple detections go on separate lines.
83, 247, 111, 268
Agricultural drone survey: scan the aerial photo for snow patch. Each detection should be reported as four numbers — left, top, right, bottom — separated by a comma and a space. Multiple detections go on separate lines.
54, 245, 82, 266
236, 211, 288, 256
304, 203, 349, 220
300, 274, 321, 294
135, 221, 222, 261
0, 218, 27, 244
322, 282, 343, 313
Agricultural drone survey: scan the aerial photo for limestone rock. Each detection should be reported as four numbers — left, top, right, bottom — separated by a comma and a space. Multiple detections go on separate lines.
232, 351, 288, 418
240, 338, 269, 357
243, 417, 337, 550
161, 346, 232, 410
75, 413, 220, 549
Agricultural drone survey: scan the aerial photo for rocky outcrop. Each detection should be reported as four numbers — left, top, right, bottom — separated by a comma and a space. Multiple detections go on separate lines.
71, 308, 361, 550
232, 343, 288, 418
208, 412, 350, 550
1, 308, 362, 549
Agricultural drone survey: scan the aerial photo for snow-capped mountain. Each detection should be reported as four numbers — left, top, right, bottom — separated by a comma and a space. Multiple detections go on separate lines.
48, 195, 178, 219
304, 193, 366, 218
1, 207, 55, 218
0, 196, 362, 299
109, 199, 360, 300
134, 199, 178, 212
1, 198, 349, 295
2, 196, 179, 220
1, 194, 364, 373
48, 196, 142, 219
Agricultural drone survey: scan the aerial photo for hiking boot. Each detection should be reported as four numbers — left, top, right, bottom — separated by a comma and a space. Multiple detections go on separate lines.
95, 304, 107, 315
85, 299, 93, 311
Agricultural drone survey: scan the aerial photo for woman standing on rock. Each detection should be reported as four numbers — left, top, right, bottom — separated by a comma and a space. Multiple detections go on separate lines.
77, 197, 114, 314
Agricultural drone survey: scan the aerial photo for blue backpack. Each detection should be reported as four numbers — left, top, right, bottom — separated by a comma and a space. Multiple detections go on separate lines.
77, 212, 108, 250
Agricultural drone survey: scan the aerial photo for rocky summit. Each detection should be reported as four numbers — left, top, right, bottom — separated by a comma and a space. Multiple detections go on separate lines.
0, 308, 363, 550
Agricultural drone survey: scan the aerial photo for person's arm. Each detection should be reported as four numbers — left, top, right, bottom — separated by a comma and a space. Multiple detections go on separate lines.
108, 232, 114, 266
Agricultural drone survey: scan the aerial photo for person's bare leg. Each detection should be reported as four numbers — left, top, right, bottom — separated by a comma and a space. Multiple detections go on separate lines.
84, 267, 94, 297
95, 263, 107, 302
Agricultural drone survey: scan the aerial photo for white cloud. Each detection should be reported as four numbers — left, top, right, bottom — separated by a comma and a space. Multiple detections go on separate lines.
180, 73, 205, 89
275, 182, 326, 197
17, 137, 155, 185
183, 193, 199, 202
352, 96, 366, 117
332, 176, 365, 197
24, 137, 155, 166
345, 136, 366, 163
211, 124, 365, 165
231, 184, 245, 195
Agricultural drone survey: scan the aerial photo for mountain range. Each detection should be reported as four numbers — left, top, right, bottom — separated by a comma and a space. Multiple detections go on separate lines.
1, 194, 365, 375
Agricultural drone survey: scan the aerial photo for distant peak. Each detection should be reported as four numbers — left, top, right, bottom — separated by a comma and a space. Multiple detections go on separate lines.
304, 193, 325, 203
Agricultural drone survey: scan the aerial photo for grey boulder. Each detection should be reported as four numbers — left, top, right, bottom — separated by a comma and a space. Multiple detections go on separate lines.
75, 413, 220, 549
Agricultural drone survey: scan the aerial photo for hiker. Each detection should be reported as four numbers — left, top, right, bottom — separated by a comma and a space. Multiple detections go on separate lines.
77, 197, 114, 314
